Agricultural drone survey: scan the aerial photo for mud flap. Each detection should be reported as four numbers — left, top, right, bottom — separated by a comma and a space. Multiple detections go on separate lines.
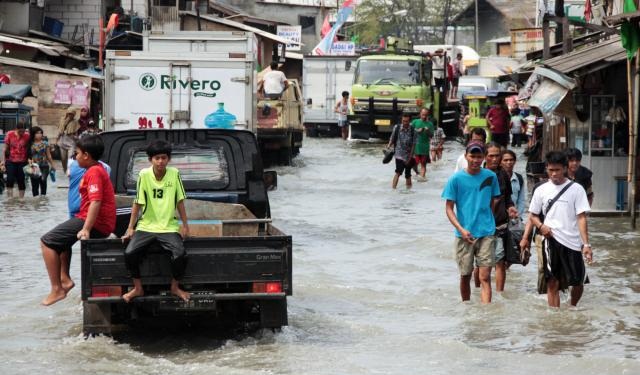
83, 302, 113, 336
349, 122, 370, 140
259, 299, 288, 328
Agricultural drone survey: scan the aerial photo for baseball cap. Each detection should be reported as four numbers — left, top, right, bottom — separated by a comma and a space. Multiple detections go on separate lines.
466, 141, 485, 154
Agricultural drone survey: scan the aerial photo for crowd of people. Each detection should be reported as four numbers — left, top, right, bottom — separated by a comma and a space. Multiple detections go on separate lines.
1, 106, 100, 199
381, 96, 594, 308
441, 126, 595, 307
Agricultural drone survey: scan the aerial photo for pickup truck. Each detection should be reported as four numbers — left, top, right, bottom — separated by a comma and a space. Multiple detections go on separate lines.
81, 129, 292, 336
256, 79, 304, 166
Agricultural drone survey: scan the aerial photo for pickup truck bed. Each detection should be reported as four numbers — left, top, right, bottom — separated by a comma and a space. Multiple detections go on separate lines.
82, 228, 291, 335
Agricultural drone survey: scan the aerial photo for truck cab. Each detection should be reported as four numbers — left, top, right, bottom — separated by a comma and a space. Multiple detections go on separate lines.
348, 52, 431, 140
81, 129, 291, 336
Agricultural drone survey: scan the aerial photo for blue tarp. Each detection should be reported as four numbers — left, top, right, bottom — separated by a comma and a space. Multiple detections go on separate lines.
0, 84, 34, 102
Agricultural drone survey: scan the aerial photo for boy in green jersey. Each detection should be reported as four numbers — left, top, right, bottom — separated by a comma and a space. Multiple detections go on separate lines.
121, 140, 190, 302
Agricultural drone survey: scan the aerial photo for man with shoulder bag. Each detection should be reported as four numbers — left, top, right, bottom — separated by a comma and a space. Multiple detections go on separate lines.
525, 151, 592, 308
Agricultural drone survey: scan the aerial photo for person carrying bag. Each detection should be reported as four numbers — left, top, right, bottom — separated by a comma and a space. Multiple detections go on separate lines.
56, 107, 80, 174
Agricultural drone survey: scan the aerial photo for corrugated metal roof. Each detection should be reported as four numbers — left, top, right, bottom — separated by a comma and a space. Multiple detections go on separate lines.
181, 11, 298, 45
541, 35, 627, 74
0, 56, 103, 79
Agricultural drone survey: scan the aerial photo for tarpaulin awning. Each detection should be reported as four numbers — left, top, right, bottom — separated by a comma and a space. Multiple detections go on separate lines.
0, 84, 34, 102
519, 67, 576, 115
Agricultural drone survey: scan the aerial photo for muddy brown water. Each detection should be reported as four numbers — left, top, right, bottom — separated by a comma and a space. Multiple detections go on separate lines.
0, 137, 638, 374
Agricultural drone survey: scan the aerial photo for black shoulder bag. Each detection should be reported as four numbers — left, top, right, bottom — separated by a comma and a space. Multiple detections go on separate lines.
540, 181, 574, 223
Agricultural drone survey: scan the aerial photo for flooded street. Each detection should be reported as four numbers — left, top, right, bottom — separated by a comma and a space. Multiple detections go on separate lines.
1, 137, 639, 374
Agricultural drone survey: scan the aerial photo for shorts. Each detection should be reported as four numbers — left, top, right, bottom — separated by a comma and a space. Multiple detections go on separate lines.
41, 217, 109, 254
494, 228, 508, 262
395, 158, 414, 178
125, 231, 187, 279
455, 236, 496, 276
543, 237, 589, 290
5, 161, 27, 190
452, 77, 460, 86
338, 120, 348, 127
414, 154, 431, 165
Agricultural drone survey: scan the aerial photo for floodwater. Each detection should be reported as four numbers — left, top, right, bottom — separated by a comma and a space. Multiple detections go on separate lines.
1, 137, 639, 374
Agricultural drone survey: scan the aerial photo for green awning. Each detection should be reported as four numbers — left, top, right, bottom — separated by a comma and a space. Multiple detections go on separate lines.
0, 84, 34, 102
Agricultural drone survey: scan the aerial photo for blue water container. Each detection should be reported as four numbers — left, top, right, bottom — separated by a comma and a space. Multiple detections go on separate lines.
204, 103, 236, 129
50, 168, 56, 183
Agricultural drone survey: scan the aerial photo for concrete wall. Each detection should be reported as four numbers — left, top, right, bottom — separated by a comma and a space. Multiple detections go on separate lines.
0, 2, 30, 35
45, 0, 102, 42
44, 0, 147, 43
219, 1, 325, 54
0, 64, 95, 139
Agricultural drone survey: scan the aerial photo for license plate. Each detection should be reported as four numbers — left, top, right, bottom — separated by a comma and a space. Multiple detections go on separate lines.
374, 119, 391, 126
159, 291, 216, 311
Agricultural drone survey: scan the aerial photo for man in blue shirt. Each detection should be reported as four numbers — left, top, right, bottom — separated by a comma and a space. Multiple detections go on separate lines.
442, 142, 501, 303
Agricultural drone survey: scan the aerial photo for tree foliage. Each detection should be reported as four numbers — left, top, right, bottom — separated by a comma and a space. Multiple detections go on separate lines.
351, 0, 470, 46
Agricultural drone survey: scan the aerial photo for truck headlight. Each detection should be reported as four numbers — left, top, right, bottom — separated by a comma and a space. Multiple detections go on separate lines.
403, 106, 420, 113
354, 104, 369, 112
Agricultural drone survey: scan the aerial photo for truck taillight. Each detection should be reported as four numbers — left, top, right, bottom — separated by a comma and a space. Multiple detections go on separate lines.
252, 282, 282, 293
91, 286, 122, 298
416, 99, 424, 107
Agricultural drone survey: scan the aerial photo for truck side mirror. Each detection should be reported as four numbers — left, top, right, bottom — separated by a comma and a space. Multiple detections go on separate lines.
345, 61, 351, 71
263, 170, 277, 191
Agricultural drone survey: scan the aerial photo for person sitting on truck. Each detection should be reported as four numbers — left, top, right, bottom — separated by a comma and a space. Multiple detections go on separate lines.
262, 61, 289, 99
40, 135, 116, 306
121, 140, 191, 303
334, 91, 350, 140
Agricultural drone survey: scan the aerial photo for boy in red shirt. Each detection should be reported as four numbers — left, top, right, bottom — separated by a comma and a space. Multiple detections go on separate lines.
40, 135, 116, 306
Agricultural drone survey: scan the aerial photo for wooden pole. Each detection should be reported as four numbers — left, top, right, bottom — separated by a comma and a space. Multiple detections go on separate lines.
474, 0, 479, 51
99, 18, 104, 70
631, 48, 639, 228
543, 17, 550, 59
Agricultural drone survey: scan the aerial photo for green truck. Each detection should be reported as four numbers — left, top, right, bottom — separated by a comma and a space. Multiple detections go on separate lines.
347, 38, 458, 140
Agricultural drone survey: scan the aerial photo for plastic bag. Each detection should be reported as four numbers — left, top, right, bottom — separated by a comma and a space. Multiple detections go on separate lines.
23, 163, 41, 178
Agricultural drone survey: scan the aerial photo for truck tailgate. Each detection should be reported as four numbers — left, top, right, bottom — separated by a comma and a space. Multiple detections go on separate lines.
81, 236, 292, 300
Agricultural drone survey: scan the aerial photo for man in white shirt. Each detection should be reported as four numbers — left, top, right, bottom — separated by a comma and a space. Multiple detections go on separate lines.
262, 61, 289, 99
528, 151, 593, 308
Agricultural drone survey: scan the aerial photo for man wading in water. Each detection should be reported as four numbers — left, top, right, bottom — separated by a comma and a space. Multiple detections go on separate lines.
442, 142, 501, 303
527, 151, 592, 307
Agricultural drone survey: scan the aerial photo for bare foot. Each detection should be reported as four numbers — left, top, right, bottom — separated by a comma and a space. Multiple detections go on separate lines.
41, 290, 67, 306
171, 286, 191, 302
122, 287, 144, 303
62, 279, 75, 293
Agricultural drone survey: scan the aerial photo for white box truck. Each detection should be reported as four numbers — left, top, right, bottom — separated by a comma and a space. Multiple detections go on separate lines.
103, 31, 257, 132
302, 55, 357, 137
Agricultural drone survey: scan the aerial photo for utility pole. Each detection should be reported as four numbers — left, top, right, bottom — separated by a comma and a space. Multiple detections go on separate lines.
474, 0, 479, 51
442, 0, 452, 44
